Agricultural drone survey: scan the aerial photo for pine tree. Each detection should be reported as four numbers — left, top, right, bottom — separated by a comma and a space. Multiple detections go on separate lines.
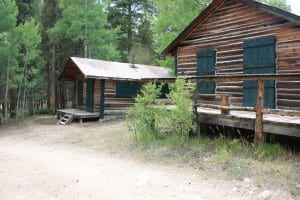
40, 0, 61, 113
107, 0, 156, 63
0, 1, 19, 118
49, 0, 119, 60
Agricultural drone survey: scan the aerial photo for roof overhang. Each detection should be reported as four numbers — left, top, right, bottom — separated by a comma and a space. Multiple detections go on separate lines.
58, 57, 171, 82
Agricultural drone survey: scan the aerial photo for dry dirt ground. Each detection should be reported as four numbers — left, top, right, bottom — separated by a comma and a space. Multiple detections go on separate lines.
0, 117, 298, 200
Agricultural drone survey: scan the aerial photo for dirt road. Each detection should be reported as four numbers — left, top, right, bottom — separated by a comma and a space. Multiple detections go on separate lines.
0, 118, 296, 200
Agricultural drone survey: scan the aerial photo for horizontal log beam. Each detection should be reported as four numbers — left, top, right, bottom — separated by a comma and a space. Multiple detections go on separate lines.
198, 103, 300, 116
146, 73, 300, 82
198, 103, 255, 112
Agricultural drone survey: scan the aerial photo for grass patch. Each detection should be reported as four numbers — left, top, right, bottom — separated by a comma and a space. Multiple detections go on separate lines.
254, 143, 289, 160
197, 161, 205, 170
215, 148, 230, 165
227, 159, 252, 181
289, 184, 300, 196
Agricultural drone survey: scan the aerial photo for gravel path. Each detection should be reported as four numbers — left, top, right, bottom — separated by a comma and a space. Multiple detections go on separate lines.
0, 118, 296, 200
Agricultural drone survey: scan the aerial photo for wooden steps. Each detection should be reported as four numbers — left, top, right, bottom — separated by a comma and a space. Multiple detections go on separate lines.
57, 113, 73, 125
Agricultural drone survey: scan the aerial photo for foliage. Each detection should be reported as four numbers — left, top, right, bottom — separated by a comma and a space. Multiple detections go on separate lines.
257, 0, 291, 11
49, 0, 120, 60
127, 78, 196, 147
15, 0, 41, 25
153, 0, 211, 68
165, 79, 196, 144
107, 0, 156, 63
15, 19, 43, 117
0, 1, 19, 118
126, 82, 161, 142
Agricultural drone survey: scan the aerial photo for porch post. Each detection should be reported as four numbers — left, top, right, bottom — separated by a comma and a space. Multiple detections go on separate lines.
254, 79, 264, 144
72, 81, 76, 107
100, 79, 105, 119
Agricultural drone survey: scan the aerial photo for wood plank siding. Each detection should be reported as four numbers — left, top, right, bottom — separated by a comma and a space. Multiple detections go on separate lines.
175, 0, 300, 110
79, 79, 135, 113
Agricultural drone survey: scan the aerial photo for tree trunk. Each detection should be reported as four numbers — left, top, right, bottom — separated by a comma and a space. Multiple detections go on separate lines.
127, 0, 133, 61
28, 93, 34, 116
4, 57, 10, 118
47, 51, 51, 109
9, 89, 16, 118
22, 61, 28, 117
50, 44, 56, 114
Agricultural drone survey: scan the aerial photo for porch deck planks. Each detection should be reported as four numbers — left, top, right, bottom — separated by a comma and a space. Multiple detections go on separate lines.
56, 108, 127, 122
197, 107, 300, 137
57, 109, 99, 119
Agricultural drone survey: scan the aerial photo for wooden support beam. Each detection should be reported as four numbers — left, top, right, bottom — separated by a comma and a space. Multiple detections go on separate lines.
220, 95, 230, 115
255, 79, 264, 144
99, 79, 105, 119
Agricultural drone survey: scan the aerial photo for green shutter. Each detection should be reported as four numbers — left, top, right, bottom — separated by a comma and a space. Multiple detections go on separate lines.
197, 50, 216, 94
243, 36, 276, 108
77, 80, 83, 106
159, 83, 170, 98
86, 79, 95, 112
116, 82, 140, 97
99, 79, 105, 119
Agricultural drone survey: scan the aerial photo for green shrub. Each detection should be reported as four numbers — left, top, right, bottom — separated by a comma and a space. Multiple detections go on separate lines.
126, 82, 162, 142
126, 78, 196, 148
167, 79, 196, 145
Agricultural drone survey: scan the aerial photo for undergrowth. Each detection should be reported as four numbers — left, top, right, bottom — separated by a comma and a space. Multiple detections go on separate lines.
124, 131, 298, 195
125, 80, 298, 196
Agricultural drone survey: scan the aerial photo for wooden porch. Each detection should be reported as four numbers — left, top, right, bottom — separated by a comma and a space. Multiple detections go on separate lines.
197, 107, 300, 138
57, 109, 99, 123
56, 108, 127, 124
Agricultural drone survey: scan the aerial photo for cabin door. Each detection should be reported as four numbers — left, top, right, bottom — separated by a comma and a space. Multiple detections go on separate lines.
86, 79, 95, 112
197, 50, 216, 94
243, 37, 276, 108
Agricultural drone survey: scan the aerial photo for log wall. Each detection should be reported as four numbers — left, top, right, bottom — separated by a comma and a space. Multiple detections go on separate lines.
176, 0, 300, 110
78, 79, 135, 113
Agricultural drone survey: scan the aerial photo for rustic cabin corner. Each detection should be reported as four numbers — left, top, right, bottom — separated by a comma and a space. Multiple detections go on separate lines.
162, 0, 300, 140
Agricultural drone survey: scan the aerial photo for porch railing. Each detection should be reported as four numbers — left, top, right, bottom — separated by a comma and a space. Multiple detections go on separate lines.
148, 73, 300, 143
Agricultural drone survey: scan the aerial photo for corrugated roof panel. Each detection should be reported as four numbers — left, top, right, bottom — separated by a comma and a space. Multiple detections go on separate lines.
70, 57, 170, 80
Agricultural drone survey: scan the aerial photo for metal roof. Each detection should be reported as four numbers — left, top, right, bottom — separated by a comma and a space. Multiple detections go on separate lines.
59, 57, 170, 81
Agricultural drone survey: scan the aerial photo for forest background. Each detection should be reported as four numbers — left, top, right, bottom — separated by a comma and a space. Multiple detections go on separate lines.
0, 0, 291, 119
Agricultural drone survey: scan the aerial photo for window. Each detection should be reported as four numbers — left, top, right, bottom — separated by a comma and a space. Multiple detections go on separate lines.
197, 50, 216, 94
243, 36, 276, 108
116, 82, 141, 97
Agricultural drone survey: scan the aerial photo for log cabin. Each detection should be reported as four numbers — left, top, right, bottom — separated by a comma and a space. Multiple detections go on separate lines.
162, 0, 300, 139
57, 57, 170, 122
